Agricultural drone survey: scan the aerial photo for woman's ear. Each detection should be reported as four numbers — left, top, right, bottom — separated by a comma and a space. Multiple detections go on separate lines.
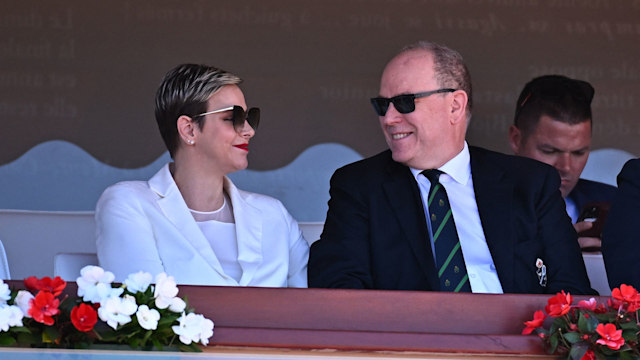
450, 90, 468, 124
177, 115, 196, 145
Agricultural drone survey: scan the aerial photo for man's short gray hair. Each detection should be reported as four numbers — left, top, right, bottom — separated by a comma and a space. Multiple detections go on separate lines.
401, 41, 472, 120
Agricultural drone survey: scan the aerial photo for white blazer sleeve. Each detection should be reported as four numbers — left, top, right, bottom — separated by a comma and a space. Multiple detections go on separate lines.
95, 183, 165, 282
283, 207, 309, 288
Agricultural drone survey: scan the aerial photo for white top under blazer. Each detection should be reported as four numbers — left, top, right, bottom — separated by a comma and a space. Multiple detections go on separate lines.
95, 164, 309, 287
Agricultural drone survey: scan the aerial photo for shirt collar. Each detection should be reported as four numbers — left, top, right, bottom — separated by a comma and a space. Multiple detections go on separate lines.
410, 141, 471, 185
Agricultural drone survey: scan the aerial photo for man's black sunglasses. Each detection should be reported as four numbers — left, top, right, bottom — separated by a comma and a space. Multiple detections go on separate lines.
370, 88, 456, 116
193, 105, 260, 131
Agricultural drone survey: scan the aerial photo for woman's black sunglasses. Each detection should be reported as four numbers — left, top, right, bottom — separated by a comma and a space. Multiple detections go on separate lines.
192, 105, 260, 130
370, 88, 456, 116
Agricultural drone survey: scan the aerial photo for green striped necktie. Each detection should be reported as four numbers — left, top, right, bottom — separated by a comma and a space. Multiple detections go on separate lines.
422, 169, 471, 292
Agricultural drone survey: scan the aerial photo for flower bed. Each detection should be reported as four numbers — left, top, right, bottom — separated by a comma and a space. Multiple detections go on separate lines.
523, 284, 640, 359
0, 266, 213, 351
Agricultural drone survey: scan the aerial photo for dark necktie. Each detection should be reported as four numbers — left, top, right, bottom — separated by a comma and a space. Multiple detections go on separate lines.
422, 170, 471, 292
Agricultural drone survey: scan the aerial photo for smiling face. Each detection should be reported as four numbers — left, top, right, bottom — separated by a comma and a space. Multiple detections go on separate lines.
194, 84, 255, 175
378, 50, 467, 170
509, 115, 591, 198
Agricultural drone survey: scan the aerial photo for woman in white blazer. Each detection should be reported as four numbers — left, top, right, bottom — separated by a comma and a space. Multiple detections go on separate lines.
95, 64, 309, 286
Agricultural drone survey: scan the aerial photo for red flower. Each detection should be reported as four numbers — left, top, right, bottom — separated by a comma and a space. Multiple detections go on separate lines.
612, 284, 640, 312
581, 349, 595, 360
28, 291, 60, 325
522, 310, 546, 335
71, 303, 98, 332
595, 323, 625, 350
577, 298, 597, 311
608, 297, 624, 310
594, 304, 608, 314
24, 276, 39, 291
545, 291, 572, 317
24, 276, 66, 297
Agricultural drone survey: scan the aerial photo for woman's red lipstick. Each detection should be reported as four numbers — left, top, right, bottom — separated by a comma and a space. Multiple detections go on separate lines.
233, 143, 249, 151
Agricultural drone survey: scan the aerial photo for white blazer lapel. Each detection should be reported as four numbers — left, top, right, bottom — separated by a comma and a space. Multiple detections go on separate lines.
149, 165, 236, 285
225, 177, 263, 286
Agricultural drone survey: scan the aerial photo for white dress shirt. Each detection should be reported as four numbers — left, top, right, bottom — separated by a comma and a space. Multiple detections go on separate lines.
565, 197, 579, 223
410, 142, 503, 293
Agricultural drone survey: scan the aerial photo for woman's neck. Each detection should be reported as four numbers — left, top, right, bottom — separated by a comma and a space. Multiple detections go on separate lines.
170, 158, 226, 212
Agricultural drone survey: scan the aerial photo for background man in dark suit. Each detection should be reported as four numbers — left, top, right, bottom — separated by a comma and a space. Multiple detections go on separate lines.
308, 41, 593, 294
602, 159, 640, 289
508, 75, 617, 251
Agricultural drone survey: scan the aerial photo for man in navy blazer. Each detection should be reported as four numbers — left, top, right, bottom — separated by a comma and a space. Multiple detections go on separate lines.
508, 75, 617, 251
308, 41, 593, 294
602, 159, 640, 289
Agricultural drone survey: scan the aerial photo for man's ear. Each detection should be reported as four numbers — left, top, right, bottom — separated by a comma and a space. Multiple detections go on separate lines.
450, 90, 468, 124
508, 125, 522, 154
177, 115, 196, 145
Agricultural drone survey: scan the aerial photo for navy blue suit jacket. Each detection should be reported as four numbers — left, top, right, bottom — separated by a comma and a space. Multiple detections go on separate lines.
568, 178, 617, 215
602, 159, 640, 289
309, 146, 594, 295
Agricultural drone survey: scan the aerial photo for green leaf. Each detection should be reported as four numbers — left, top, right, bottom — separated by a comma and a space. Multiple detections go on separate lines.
178, 342, 202, 352
600, 345, 616, 356
9, 326, 31, 334
619, 350, 634, 360
577, 314, 588, 333
563, 332, 581, 344
16, 331, 40, 345
594, 313, 610, 323
578, 313, 599, 333
620, 321, 637, 330
622, 329, 638, 343
152, 338, 163, 350
568, 342, 588, 360
0, 334, 17, 346
141, 329, 152, 345
72, 340, 91, 349
550, 317, 568, 333
42, 325, 60, 344
549, 332, 560, 354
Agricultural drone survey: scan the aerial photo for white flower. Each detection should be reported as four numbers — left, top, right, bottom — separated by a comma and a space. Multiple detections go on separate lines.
14, 290, 34, 318
124, 271, 153, 293
77, 265, 123, 303
0, 280, 10, 304
167, 297, 186, 313
6, 306, 24, 327
171, 312, 214, 346
154, 273, 179, 309
136, 304, 160, 330
97, 294, 138, 329
0, 305, 24, 332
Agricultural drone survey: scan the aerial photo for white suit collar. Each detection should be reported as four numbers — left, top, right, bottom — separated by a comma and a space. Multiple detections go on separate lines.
148, 164, 263, 286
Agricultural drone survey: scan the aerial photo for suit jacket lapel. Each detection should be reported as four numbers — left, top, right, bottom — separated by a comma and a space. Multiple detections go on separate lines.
224, 177, 263, 286
148, 165, 235, 285
382, 159, 440, 290
470, 148, 515, 291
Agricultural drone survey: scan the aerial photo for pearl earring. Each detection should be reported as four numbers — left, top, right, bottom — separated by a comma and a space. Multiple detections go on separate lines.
187, 139, 195, 145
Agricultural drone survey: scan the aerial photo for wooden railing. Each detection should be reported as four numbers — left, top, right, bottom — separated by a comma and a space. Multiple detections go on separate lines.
6, 281, 578, 358
183, 286, 556, 356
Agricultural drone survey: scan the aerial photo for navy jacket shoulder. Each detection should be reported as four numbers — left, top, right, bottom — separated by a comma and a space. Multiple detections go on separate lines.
568, 178, 617, 211
602, 158, 640, 289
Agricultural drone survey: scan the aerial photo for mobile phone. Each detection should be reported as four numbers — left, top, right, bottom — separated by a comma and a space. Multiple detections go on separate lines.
576, 201, 610, 239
